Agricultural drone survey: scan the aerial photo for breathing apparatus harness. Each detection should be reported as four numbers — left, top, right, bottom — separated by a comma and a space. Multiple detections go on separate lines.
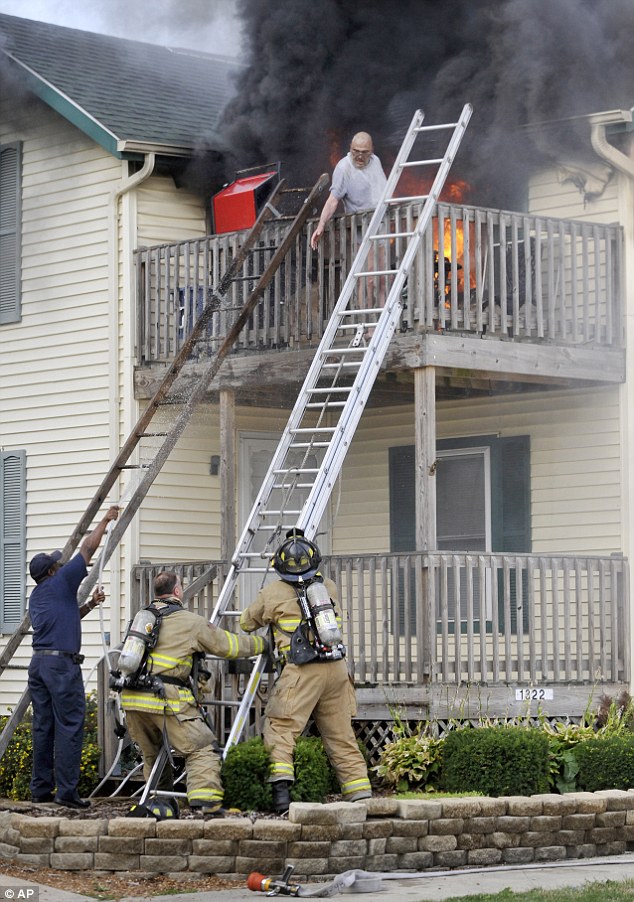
109, 598, 183, 694
286, 574, 346, 666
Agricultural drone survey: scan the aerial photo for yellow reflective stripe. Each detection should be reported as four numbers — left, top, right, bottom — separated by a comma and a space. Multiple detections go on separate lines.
120, 693, 172, 713
121, 687, 195, 713
270, 762, 294, 778
341, 777, 372, 796
188, 788, 223, 803
252, 636, 266, 655
149, 652, 192, 669
278, 618, 300, 632
227, 631, 238, 658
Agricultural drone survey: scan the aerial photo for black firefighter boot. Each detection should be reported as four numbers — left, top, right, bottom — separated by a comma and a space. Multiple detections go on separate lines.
271, 780, 292, 814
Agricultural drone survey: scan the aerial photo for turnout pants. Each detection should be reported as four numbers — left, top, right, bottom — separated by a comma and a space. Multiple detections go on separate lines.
264, 658, 371, 799
125, 701, 223, 807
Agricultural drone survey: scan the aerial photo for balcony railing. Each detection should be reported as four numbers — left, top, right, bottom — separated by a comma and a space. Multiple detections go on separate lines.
135, 201, 624, 364
130, 551, 629, 688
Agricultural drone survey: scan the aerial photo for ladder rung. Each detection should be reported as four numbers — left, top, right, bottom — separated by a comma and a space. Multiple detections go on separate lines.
273, 467, 319, 476
288, 442, 330, 449
120, 464, 150, 470
415, 121, 458, 132
354, 269, 397, 277
230, 275, 263, 282
321, 361, 363, 368
386, 195, 428, 204
201, 699, 243, 708
307, 386, 351, 393
320, 347, 367, 355
273, 482, 315, 490
338, 308, 382, 316
400, 158, 443, 167
289, 427, 336, 434
371, 231, 415, 240
306, 401, 346, 409
234, 566, 270, 573
259, 509, 302, 516
140, 432, 169, 438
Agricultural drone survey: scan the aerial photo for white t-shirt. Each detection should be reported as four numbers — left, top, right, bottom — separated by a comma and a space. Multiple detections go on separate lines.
330, 153, 387, 213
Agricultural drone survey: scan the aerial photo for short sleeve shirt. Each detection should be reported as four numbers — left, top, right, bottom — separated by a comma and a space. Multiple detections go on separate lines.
29, 554, 87, 654
330, 153, 387, 213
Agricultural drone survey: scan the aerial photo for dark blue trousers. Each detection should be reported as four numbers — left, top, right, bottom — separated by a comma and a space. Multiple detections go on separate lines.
28, 655, 85, 800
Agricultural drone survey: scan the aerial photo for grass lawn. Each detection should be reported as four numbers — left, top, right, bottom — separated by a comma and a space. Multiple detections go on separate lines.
442, 880, 634, 900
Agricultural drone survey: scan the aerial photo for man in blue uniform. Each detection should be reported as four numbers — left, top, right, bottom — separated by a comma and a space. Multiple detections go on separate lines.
28, 504, 119, 808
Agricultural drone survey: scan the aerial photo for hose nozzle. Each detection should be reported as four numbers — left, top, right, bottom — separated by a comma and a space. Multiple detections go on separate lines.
247, 865, 301, 896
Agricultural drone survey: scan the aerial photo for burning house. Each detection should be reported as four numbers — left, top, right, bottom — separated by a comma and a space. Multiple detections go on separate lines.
1, 5, 634, 770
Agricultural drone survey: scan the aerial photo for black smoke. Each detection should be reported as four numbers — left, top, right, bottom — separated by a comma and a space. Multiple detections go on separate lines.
218, 0, 634, 207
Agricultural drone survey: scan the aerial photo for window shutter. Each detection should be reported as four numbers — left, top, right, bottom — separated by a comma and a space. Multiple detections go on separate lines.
0, 450, 26, 631
388, 446, 416, 634
493, 435, 531, 631
0, 142, 22, 325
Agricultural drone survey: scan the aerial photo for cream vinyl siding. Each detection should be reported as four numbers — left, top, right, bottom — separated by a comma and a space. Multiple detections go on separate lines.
136, 384, 621, 568
133, 177, 212, 568
330, 386, 621, 558
136, 175, 207, 247
528, 167, 620, 224
138, 404, 291, 563
0, 98, 122, 707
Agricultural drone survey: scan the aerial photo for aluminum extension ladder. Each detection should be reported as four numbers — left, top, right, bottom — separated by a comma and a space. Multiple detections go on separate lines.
213, 104, 473, 756
0, 172, 329, 759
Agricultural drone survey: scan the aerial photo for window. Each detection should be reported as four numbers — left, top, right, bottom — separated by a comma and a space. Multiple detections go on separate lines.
1, 450, 26, 631
0, 141, 22, 325
389, 435, 530, 633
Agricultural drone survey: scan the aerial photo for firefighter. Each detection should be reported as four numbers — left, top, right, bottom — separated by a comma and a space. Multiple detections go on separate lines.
240, 529, 372, 814
120, 571, 268, 815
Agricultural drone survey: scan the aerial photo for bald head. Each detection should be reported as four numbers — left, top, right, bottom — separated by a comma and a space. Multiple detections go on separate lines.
350, 132, 374, 169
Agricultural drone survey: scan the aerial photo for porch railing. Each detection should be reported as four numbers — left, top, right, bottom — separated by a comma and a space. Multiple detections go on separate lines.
130, 551, 629, 688
135, 202, 623, 363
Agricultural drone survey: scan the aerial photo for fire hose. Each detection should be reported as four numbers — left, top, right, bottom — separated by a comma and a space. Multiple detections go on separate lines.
247, 865, 413, 897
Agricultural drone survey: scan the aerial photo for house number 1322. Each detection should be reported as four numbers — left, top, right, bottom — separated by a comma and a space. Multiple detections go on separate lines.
515, 687, 554, 701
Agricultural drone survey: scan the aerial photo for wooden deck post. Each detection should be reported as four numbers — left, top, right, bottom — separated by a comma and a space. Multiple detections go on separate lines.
220, 389, 236, 568
415, 366, 436, 682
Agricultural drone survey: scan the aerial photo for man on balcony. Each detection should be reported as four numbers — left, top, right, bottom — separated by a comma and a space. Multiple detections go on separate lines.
310, 131, 387, 311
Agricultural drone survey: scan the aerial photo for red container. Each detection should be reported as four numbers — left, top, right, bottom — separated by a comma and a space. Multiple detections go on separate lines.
212, 171, 278, 234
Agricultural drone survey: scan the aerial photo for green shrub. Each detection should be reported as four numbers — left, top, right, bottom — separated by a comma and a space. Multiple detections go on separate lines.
573, 734, 634, 792
441, 725, 550, 797
221, 736, 273, 812
541, 721, 596, 793
374, 724, 443, 792
222, 735, 338, 811
291, 737, 333, 803
0, 692, 102, 801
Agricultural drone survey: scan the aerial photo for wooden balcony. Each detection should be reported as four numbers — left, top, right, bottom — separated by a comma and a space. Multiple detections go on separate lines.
135, 200, 625, 392
128, 551, 629, 725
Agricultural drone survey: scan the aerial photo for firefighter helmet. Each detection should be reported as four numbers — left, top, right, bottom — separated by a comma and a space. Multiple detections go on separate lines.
272, 528, 321, 582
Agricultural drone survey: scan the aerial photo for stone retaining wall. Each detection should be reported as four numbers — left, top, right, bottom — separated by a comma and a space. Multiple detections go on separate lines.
1, 792, 634, 878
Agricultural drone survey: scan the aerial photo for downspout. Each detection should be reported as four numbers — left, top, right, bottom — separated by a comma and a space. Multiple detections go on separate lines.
590, 112, 634, 179
107, 153, 155, 650
589, 112, 634, 688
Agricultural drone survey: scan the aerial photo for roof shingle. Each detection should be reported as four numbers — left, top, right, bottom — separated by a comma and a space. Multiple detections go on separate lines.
0, 12, 240, 156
